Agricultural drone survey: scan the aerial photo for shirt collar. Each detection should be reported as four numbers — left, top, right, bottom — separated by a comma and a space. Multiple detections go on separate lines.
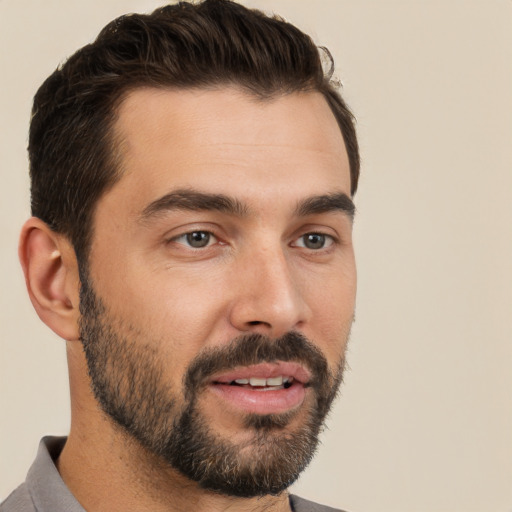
26, 436, 85, 512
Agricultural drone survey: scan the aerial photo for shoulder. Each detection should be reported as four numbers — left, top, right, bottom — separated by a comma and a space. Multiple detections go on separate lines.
289, 494, 349, 512
0, 483, 36, 512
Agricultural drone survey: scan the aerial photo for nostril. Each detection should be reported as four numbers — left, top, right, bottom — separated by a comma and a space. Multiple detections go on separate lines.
246, 320, 271, 327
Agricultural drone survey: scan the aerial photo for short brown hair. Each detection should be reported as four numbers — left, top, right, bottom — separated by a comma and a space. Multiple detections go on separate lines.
29, 0, 359, 261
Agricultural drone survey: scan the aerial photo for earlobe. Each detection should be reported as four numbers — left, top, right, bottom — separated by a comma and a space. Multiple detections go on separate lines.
19, 217, 81, 341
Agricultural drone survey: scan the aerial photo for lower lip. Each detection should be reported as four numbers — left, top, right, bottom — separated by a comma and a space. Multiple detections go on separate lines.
208, 381, 306, 415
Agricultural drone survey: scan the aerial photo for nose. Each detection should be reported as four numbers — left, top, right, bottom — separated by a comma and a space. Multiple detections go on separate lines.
228, 244, 311, 338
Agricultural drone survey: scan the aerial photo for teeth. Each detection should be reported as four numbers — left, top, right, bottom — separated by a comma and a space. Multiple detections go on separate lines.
230, 376, 292, 387
249, 377, 267, 387
266, 376, 283, 386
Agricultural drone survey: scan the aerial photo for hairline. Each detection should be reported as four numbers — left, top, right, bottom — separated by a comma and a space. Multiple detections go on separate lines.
78, 85, 353, 267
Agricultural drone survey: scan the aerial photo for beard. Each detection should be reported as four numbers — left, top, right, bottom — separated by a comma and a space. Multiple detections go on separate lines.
78, 271, 346, 498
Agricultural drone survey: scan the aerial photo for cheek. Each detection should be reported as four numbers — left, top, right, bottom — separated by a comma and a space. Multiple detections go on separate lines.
306, 262, 356, 362
94, 258, 232, 359
314, 308, 353, 364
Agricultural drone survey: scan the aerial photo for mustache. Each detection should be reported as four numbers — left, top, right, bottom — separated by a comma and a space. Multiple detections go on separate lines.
183, 331, 336, 400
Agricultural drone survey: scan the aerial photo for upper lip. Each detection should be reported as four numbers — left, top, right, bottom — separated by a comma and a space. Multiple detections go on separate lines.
210, 361, 311, 385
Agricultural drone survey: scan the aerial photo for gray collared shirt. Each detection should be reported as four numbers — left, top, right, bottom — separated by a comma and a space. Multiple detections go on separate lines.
1, 437, 344, 512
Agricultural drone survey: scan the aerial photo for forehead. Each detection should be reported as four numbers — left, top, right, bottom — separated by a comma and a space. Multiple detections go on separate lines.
109, 87, 351, 212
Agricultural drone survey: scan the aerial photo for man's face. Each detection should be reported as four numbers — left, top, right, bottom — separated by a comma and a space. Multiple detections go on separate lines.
79, 87, 356, 496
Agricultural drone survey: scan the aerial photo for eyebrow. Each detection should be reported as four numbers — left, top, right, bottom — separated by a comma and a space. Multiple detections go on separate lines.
295, 193, 356, 220
140, 189, 248, 221
139, 189, 355, 222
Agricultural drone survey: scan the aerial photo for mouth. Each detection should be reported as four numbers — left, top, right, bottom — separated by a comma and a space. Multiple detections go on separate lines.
221, 375, 295, 390
208, 362, 311, 415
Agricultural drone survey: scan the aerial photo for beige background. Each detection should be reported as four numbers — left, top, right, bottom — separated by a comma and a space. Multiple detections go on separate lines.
1, 1, 511, 511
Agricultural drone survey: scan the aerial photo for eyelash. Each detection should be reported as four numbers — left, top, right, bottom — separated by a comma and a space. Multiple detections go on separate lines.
292, 232, 336, 250
171, 231, 219, 249
170, 230, 337, 251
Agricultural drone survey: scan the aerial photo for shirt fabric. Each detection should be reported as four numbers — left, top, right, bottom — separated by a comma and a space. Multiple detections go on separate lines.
1, 437, 345, 512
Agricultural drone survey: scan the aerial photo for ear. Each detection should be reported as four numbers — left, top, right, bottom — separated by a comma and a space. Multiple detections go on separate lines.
19, 217, 81, 341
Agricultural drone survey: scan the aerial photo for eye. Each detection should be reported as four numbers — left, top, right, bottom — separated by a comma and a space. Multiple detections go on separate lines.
294, 233, 334, 250
173, 231, 217, 248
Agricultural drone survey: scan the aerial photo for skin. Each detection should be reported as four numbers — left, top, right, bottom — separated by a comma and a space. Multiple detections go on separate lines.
19, 87, 356, 512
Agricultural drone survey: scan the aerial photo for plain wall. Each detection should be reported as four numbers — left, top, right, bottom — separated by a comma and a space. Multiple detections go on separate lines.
1, 1, 511, 511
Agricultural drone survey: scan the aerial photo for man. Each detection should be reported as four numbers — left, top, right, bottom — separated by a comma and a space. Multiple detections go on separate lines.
1, 1, 359, 510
